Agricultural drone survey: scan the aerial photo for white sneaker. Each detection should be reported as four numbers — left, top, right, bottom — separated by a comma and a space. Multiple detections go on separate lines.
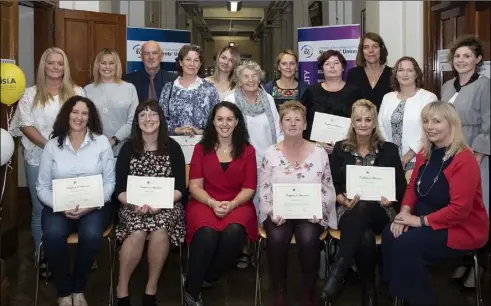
72, 293, 88, 306
58, 296, 73, 306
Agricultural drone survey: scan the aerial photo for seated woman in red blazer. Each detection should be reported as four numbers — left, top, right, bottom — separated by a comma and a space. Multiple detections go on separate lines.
382, 101, 489, 306
184, 101, 258, 306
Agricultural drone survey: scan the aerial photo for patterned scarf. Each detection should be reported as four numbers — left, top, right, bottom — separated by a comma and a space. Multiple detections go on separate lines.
234, 88, 277, 143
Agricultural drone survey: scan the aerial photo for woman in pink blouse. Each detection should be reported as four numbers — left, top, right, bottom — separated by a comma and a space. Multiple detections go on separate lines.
259, 100, 337, 306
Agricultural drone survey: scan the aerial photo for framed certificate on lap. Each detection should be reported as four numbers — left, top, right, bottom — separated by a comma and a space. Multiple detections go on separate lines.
273, 183, 322, 219
126, 176, 175, 208
52, 174, 104, 212
346, 165, 396, 201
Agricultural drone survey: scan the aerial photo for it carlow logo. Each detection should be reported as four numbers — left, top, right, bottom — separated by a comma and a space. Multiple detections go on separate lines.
300, 45, 314, 58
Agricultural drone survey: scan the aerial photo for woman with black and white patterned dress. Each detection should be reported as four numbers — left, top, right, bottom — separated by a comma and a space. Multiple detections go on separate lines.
114, 100, 186, 306
378, 56, 437, 171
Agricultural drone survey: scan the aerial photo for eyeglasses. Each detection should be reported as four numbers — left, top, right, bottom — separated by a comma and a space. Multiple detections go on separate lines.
138, 112, 159, 120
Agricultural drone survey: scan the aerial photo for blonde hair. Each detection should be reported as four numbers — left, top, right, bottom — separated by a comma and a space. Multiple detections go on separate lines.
235, 60, 265, 83
279, 100, 306, 121
92, 48, 123, 85
210, 45, 240, 88
276, 49, 298, 70
420, 101, 467, 161
342, 99, 385, 151
34, 47, 77, 107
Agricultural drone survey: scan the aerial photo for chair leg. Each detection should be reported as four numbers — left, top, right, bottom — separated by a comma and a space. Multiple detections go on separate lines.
107, 237, 114, 306
254, 238, 263, 306
34, 241, 43, 306
180, 244, 184, 306
472, 253, 482, 306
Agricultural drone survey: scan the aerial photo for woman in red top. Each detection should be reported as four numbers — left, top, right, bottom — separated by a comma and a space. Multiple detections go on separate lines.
382, 101, 489, 306
184, 101, 258, 306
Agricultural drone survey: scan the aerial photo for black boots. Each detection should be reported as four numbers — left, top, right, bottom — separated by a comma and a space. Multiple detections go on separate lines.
320, 256, 348, 302
360, 279, 377, 306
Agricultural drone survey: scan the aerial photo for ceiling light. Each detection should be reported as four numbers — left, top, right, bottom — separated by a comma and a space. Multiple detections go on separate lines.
229, 42, 235, 46
227, 1, 242, 12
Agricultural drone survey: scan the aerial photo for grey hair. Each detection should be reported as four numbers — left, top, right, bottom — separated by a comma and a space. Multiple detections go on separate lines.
235, 60, 265, 82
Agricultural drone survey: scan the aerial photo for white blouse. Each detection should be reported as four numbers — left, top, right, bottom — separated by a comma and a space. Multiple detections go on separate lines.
9, 85, 86, 166
224, 90, 283, 167
378, 88, 437, 162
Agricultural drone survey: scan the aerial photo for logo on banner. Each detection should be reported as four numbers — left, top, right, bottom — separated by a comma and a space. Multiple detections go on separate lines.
133, 44, 142, 59
300, 45, 314, 58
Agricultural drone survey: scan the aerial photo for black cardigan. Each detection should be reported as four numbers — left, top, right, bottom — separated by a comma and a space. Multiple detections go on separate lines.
330, 140, 407, 212
113, 137, 187, 204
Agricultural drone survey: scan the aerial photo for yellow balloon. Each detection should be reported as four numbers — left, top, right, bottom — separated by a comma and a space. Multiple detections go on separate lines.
1, 63, 26, 106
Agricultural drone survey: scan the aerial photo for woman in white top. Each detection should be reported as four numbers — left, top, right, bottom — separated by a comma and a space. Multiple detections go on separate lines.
224, 60, 282, 268
84, 48, 138, 157
206, 45, 241, 101
9, 47, 85, 265
378, 56, 437, 170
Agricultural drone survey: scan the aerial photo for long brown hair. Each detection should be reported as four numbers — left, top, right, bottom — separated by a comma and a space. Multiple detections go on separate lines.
355, 32, 388, 67
131, 100, 169, 156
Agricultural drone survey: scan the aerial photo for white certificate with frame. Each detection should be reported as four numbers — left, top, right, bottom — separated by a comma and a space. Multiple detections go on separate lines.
170, 135, 202, 164
52, 174, 104, 212
126, 176, 175, 208
273, 183, 322, 219
309, 112, 351, 144
346, 165, 396, 201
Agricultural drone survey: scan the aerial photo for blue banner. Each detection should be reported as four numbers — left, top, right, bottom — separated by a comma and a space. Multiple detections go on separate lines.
127, 27, 191, 73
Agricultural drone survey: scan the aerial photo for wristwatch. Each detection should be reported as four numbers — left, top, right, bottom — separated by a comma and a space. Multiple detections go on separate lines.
111, 136, 120, 146
420, 215, 426, 227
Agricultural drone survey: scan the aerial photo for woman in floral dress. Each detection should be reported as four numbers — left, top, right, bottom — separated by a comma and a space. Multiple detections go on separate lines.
114, 100, 187, 306
259, 100, 337, 306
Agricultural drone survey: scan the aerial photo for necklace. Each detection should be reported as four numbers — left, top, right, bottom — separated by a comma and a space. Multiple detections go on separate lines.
217, 144, 232, 154
99, 85, 109, 113
416, 158, 445, 196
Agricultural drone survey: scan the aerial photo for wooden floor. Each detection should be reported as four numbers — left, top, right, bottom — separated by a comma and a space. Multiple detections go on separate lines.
5, 226, 491, 306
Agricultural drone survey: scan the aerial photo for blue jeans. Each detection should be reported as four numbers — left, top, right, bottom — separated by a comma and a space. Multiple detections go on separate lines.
25, 162, 43, 253
41, 204, 114, 297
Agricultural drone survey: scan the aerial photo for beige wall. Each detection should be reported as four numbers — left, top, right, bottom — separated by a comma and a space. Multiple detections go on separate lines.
203, 37, 261, 70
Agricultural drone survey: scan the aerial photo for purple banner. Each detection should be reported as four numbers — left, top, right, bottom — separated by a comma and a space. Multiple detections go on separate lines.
298, 25, 361, 85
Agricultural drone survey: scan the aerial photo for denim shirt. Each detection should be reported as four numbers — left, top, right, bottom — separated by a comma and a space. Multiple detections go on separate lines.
36, 132, 116, 208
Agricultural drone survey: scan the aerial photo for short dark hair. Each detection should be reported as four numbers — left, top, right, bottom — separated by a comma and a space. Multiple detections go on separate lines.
131, 100, 169, 156
317, 50, 347, 70
200, 101, 250, 158
450, 36, 484, 70
355, 32, 388, 66
51, 95, 103, 149
176, 44, 205, 77
391, 56, 424, 92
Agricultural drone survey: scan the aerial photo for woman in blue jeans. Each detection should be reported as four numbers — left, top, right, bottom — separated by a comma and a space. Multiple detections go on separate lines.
9, 48, 85, 273
36, 96, 115, 306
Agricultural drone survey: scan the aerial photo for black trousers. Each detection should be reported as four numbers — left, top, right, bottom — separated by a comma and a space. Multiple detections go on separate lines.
337, 201, 389, 281
185, 224, 246, 299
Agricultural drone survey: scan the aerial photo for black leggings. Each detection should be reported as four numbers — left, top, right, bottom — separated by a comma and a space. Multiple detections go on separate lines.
185, 224, 246, 298
264, 218, 323, 294
337, 201, 389, 280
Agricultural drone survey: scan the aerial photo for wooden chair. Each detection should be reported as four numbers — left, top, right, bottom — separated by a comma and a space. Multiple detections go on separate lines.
34, 224, 116, 306
254, 226, 329, 306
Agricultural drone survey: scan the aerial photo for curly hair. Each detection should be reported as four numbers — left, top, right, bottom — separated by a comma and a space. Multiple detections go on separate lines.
279, 100, 306, 122
51, 95, 103, 149
176, 44, 205, 77
450, 36, 484, 70
131, 100, 169, 156
391, 56, 424, 92
235, 60, 265, 83
200, 101, 250, 158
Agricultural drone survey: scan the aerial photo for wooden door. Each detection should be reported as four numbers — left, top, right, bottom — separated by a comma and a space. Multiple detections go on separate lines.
0, 0, 19, 258
424, 1, 491, 97
54, 9, 126, 87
